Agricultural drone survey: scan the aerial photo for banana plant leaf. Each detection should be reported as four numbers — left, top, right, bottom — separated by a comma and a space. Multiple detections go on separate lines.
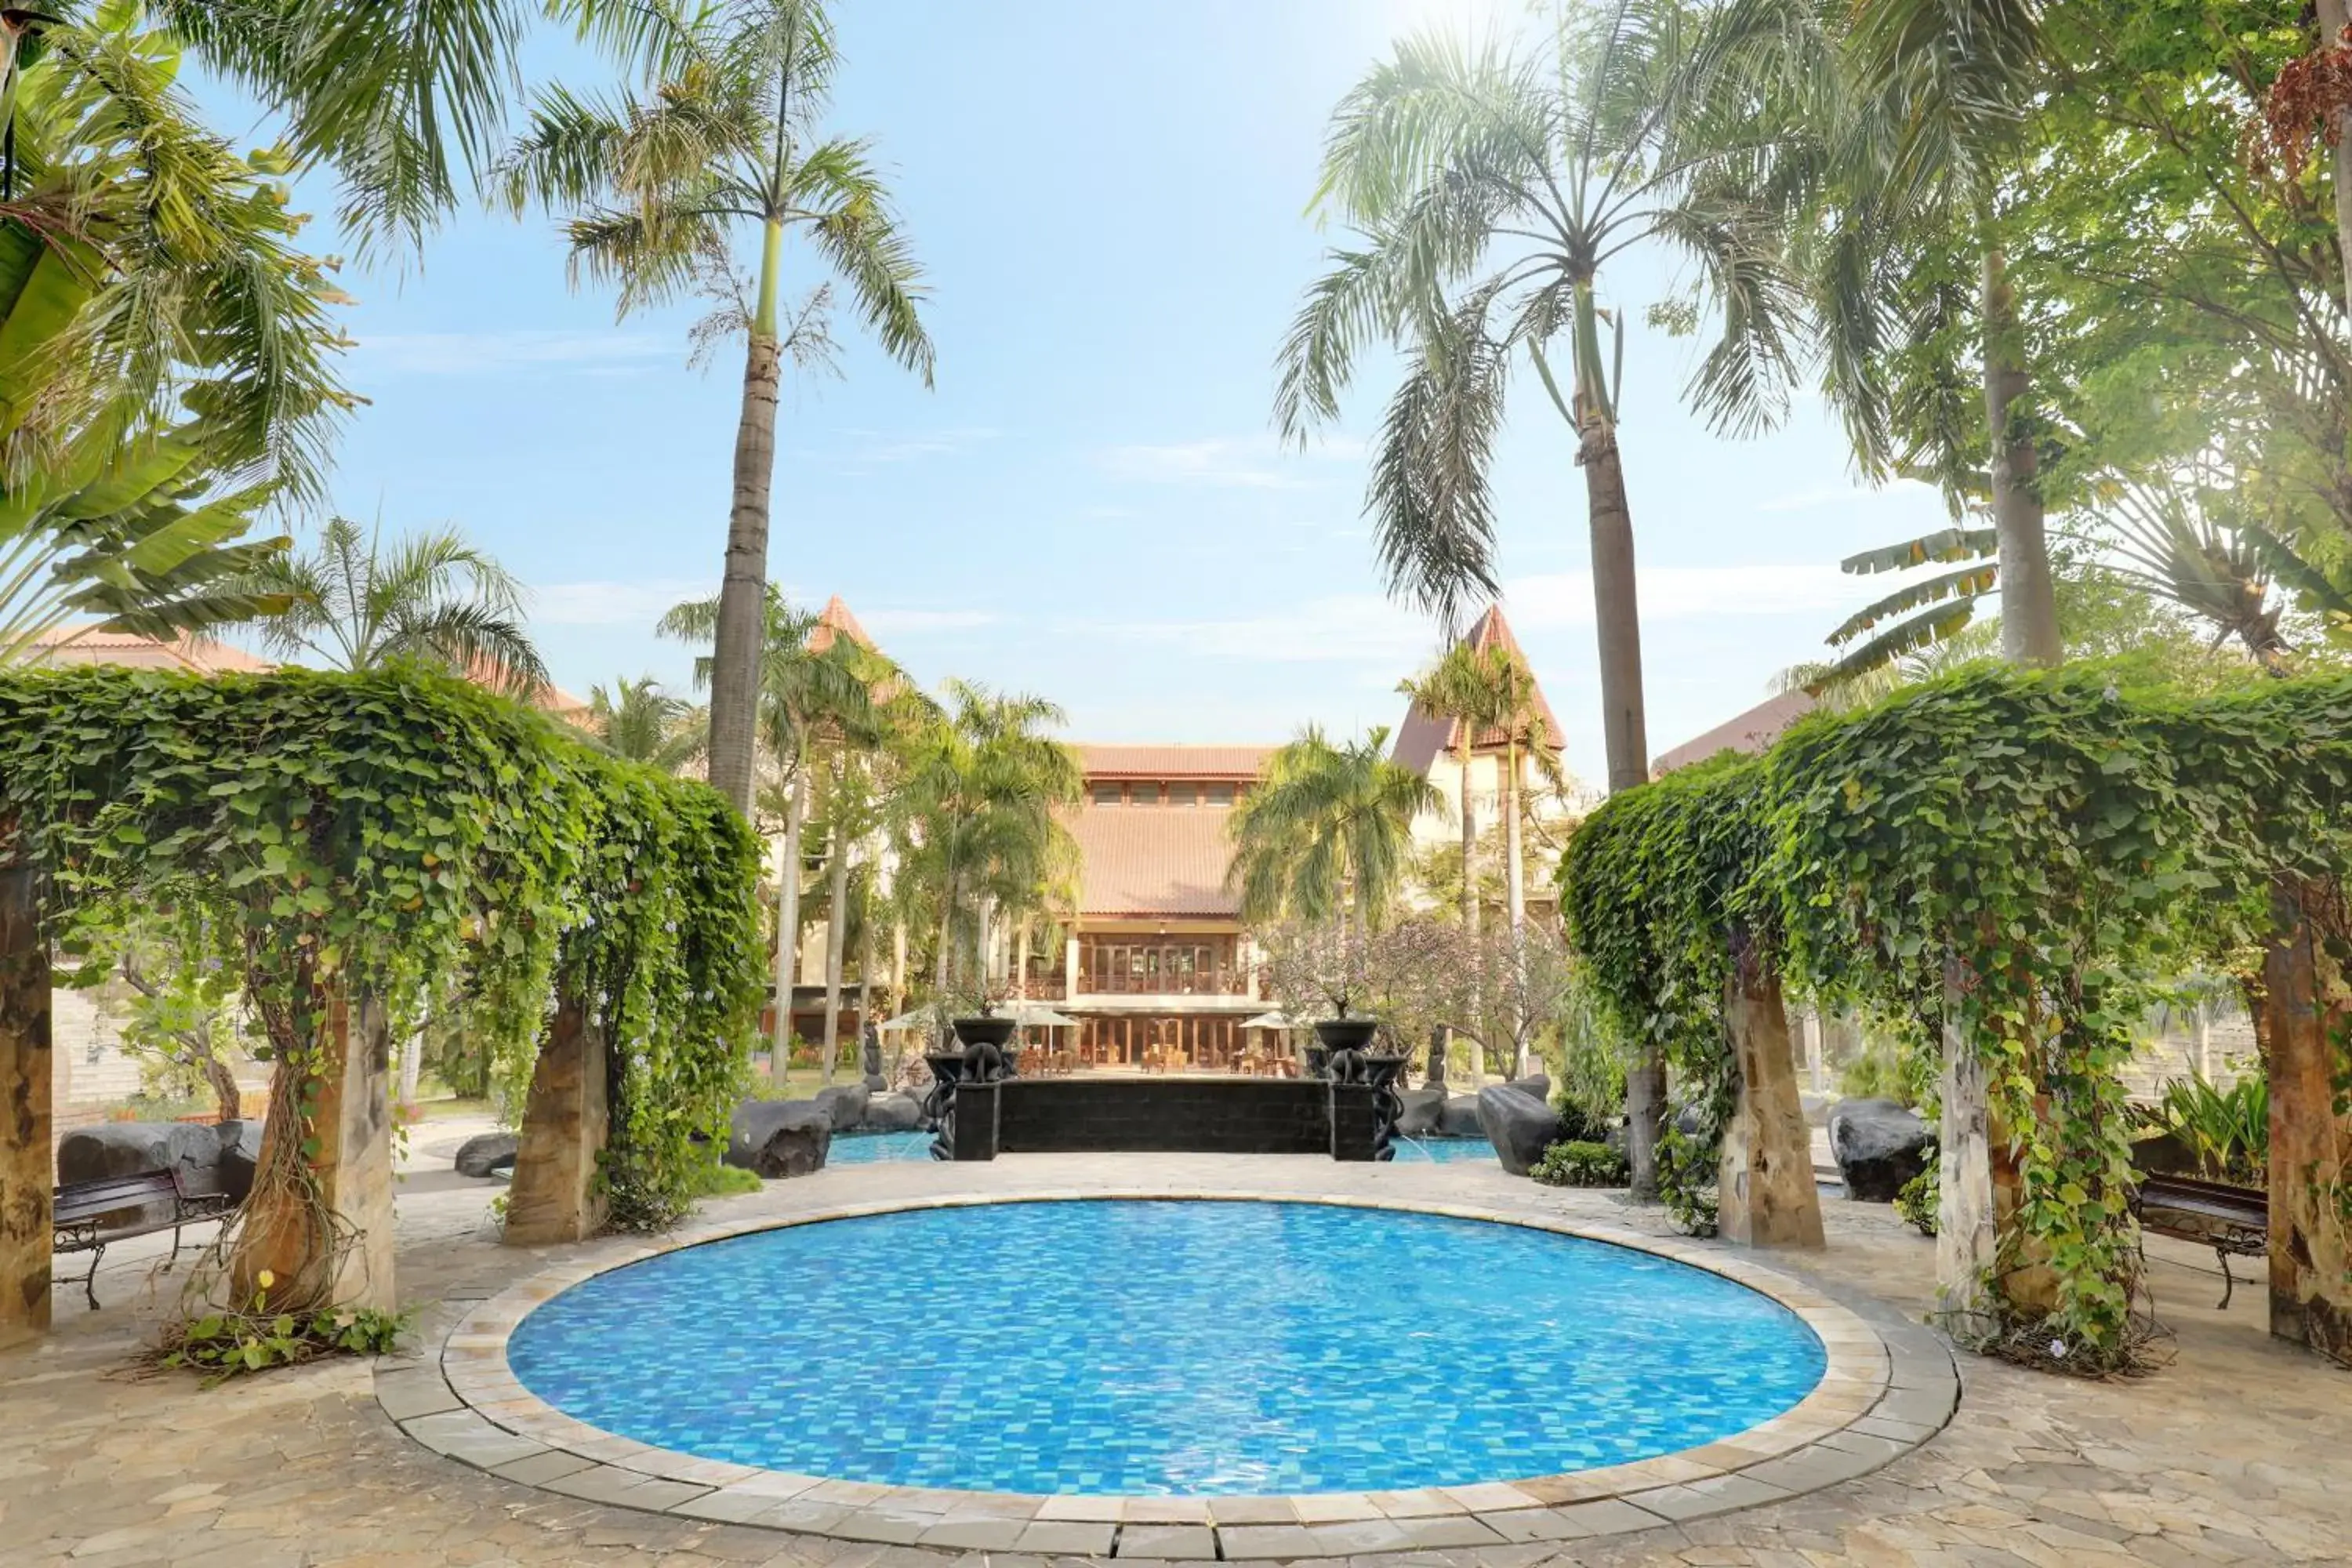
1838, 526, 1998, 576
1827, 562, 2000, 647
1816, 599, 1982, 688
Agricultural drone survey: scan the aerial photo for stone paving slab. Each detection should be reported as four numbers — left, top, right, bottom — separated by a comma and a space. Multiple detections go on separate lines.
388, 1181, 1955, 1559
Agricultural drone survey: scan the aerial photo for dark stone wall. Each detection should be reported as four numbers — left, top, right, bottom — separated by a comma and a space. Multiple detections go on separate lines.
995, 1079, 1334, 1155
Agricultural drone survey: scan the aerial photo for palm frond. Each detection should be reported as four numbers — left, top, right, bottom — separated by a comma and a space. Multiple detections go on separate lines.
1365, 281, 1508, 630
794, 136, 935, 385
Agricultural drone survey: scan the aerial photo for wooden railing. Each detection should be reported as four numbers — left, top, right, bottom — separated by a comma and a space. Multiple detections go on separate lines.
1004, 976, 1067, 1000
1077, 967, 1250, 997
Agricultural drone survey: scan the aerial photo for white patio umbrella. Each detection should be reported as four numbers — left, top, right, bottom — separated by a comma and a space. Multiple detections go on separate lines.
1010, 1003, 1080, 1029
872, 1010, 938, 1033
1240, 1011, 1295, 1029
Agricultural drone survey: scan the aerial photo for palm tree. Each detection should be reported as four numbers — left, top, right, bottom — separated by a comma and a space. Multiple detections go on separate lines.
2, 7, 353, 497
142, 0, 679, 260
1397, 635, 1563, 941
2078, 465, 2352, 675
499, 0, 935, 816
661, 586, 875, 1062
1228, 725, 1441, 931
804, 638, 929, 1083
239, 517, 547, 692
587, 676, 704, 768
1276, 5, 1807, 794
894, 681, 1082, 1023
1770, 0, 2063, 667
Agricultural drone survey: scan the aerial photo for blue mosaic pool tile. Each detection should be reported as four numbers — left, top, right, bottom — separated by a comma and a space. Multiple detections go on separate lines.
507, 1200, 1824, 1495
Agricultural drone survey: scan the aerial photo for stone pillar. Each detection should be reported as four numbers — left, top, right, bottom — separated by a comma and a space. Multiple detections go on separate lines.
1064, 936, 1079, 998
1717, 929, 1824, 1248
233, 990, 395, 1312
1936, 953, 1998, 1334
504, 993, 610, 1248
0, 866, 52, 1351
1802, 1010, 1825, 1094
2264, 881, 2351, 1363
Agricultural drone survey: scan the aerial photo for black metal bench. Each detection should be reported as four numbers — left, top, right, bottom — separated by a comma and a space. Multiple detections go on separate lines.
2132, 1173, 2267, 1308
52, 1169, 237, 1310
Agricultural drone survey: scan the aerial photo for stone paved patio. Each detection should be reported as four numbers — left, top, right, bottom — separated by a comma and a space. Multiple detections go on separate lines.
2, 1152, 2347, 1566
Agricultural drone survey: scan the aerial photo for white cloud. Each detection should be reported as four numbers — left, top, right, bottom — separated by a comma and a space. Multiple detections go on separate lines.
825, 426, 1001, 467
859, 607, 1001, 636
532, 579, 712, 627
1504, 562, 1858, 627
1066, 594, 1435, 665
353, 330, 677, 376
1756, 477, 1940, 514
1098, 434, 1363, 491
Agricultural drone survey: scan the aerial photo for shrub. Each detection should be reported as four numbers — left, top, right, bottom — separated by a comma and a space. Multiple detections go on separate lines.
689, 1160, 764, 1200
1895, 1165, 1939, 1236
2134, 1073, 2267, 1186
1531, 1138, 1628, 1188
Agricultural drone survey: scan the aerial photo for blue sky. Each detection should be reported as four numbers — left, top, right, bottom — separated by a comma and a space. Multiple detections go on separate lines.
205, 0, 1950, 784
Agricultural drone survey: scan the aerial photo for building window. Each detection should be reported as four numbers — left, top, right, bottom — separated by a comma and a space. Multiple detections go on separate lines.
1092, 783, 1122, 805
1205, 783, 1233, 807
1168, 782, 1199, 806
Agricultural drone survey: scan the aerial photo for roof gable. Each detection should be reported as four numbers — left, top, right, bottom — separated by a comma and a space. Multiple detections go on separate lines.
1389, 603, 1567, 770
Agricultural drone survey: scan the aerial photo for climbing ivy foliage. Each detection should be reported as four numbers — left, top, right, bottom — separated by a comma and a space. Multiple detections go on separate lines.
0, 664, 763, 1244
1565, 666, 2352, 1369
1563, 757, 1770, 1237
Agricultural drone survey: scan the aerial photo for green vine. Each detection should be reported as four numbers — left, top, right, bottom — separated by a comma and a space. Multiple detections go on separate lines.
0, 663, 763, 1308
1562, 666, 2352, 1371
1561, 755, 1770, 1233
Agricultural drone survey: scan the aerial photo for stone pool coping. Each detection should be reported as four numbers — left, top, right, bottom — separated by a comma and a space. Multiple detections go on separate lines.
379, 1189, 1959, 1559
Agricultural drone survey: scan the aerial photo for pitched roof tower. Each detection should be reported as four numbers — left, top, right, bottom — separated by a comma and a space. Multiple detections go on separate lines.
1388, 604, 1567, 775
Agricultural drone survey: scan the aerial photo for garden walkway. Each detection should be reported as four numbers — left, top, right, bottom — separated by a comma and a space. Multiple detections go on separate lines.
0, 1152, 2343, 1567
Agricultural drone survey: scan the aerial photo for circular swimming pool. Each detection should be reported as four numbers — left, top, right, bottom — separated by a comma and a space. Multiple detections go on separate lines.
506, 1200, 1825, 1495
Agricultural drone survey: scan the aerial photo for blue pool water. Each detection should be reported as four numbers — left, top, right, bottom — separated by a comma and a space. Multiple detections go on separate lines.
1392, 1135, 1497, 1163
827, 1131, 933, 1163
828, 1133, 1493, 1166
508, 1200, 1824, 1494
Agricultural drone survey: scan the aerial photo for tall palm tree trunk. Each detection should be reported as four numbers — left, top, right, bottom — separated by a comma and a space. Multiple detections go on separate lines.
856, 911, 876, 1080
771, 760, 806, 1065
1580, 419, 1650, 793
706, 222, 789, 813
820, 819, 849, 1086
891, 917, 907, 1011
1456, 731, 1478, 927
1502, 738, 1525, 939
932, 866, 959, 1048
1581, 408, 1666, 1194
1459, 730, 1482, 1087
1503, 735, 1529, 1078
1982, 244, 2060, 666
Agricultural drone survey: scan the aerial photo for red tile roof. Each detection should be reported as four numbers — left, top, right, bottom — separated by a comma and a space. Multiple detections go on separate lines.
1069, 804, 1243, 917
1078, 743, 1274, 781
1651, 689, 1817, 777
1390, 604, 1566, 774
27, 626, 275, 674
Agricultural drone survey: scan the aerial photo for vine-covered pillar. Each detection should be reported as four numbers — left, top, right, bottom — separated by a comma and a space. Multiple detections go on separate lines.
505, 991, 610, 1247
2263, 881, 2351, 1363
234, 989, 396, 1312
1717, 927, 1822, 1248
1936, 953, 1997, 1333
0, 862, 51, 1350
